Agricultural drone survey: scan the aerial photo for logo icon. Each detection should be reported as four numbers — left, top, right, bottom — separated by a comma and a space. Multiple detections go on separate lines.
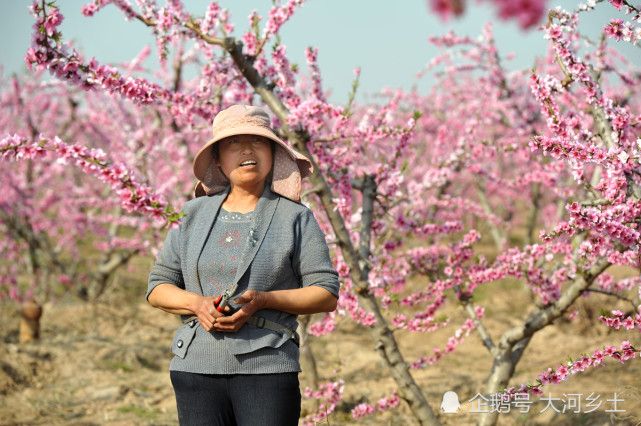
440, 390, 462, 414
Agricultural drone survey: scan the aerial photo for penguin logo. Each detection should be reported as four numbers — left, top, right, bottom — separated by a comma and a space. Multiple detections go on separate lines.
440, 391, 461, 414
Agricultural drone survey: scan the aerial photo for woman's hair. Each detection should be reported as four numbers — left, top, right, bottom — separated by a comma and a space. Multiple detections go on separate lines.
212, 142, 220, 161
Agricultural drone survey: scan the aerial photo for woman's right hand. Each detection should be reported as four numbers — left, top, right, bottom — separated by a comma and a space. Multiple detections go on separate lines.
147, 284, 236, 331
193, 295, 228, 332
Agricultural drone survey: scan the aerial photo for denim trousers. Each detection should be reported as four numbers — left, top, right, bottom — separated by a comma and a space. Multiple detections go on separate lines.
170, 370, 301, 426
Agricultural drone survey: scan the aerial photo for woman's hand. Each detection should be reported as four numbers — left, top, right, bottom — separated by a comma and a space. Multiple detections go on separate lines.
212, 286, 337, 332
194, 295, 228, 332
213, 290, 267, 332
149, 284, 336, 333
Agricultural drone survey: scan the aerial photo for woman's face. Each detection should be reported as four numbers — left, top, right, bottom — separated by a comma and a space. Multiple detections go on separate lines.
216, 135, 273, 190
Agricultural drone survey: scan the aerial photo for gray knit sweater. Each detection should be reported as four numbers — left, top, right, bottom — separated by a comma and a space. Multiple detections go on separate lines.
147, 186, 340, 374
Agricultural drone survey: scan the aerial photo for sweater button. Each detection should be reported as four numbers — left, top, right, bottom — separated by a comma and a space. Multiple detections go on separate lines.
177, 340, 184, 348
189, 320, 197, 328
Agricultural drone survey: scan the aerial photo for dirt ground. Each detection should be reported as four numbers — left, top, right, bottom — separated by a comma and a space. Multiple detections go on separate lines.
1, 277, 641, 426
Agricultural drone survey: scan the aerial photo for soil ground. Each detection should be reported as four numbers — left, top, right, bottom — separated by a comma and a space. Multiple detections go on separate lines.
1, 274, 641, 426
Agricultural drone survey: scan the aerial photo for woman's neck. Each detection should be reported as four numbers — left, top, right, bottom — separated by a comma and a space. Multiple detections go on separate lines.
222, 183, 264, 213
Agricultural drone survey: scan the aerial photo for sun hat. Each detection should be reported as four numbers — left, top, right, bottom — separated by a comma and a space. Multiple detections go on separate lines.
193, 105, 314, 202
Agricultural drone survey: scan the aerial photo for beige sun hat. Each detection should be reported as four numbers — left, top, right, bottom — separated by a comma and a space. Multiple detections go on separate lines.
193, 105, 314, 202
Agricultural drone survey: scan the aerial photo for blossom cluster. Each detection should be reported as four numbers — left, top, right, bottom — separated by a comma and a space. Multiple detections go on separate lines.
26, 2, 170, 105
351, 390, 401, 420
26, 1, 228, 126
200, 2, 222, 36
491, 0, 547, 29
300, 380, 345, 426
566, 200, 641, 248
603, 18, 641, 44
263, 0, 305, 41
335, 285, 377, 327
427, 0, 546, 29
392, 305, 450, 333
529, 135, 617, 166
599, 309, 641, 331
307, 311, 337, 336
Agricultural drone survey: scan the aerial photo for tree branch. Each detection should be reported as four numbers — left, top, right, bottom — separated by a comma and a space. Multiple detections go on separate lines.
0, 205, 67, 275
582, 288, 639, 312
475, 178, 505, 249
500, 256, 610, 346
462, 300, 496, 356
359, 174, 376, 280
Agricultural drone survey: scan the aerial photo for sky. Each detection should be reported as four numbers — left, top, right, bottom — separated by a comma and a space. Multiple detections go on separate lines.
1, 0, 638, 104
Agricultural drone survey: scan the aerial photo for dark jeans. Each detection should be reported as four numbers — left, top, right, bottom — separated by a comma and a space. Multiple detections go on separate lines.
170, 371, 301, 426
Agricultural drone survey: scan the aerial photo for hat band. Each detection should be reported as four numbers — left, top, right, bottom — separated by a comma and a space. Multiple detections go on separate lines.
212, 116, 274, 136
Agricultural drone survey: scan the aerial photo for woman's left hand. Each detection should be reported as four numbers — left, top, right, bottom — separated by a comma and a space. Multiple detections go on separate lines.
212, 290, 267, 332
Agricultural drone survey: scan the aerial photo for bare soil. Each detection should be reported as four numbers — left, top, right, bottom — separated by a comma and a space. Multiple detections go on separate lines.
1, 279, 640, 426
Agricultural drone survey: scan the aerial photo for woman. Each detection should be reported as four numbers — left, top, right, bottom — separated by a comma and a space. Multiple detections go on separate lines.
147, 105, 340, 425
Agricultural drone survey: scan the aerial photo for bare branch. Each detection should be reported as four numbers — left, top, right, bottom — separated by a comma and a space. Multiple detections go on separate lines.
582, 288, 639, 312
0, 205, 67, 275
358, 175, 376, 280
475, 178, 505, 249
184, 19, 225, 46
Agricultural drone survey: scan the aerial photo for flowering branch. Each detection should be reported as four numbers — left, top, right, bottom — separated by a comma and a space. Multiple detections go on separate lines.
300, 379, 345, 426
410, 317, 480, 368
503, 339, 638, 398
0, 133, 181, 226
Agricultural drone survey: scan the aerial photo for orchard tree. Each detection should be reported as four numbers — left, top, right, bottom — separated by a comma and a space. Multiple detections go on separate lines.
398, 2, 641, 425
0, 63, 186, 340
2, 0, 639, 425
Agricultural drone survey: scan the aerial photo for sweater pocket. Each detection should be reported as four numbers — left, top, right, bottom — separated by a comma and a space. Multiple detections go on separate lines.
171, 319, 198, 359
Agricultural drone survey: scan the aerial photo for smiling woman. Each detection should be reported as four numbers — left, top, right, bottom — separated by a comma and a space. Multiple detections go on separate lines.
146, 104, 340, 425
215, 135, 274, 212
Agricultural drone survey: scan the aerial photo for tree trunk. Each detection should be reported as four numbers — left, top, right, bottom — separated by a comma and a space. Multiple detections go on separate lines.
19, 299, 42, 344
477, 337, 531, 426
476, 257, 610, 425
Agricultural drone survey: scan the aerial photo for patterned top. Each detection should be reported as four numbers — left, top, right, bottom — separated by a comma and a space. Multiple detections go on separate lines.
198, 209, 254, 299
171, 208, 262, 374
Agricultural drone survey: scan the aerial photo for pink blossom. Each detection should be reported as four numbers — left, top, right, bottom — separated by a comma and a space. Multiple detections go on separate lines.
604, 19, 625, 41
301, 380, 344, 425
351, 403, 375, 419
427, 0, 464, 21
608, 0, 624, 10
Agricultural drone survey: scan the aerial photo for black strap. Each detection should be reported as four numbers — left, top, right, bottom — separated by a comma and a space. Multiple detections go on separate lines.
247, 316, 300, 347
182, 315, 300, 347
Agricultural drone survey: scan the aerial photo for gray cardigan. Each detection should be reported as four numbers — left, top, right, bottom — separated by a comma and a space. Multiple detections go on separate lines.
147, 186, 340, 374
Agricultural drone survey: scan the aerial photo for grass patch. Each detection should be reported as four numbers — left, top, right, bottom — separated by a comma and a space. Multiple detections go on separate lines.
104, 360, 134, 372
117, 404, 159, 421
